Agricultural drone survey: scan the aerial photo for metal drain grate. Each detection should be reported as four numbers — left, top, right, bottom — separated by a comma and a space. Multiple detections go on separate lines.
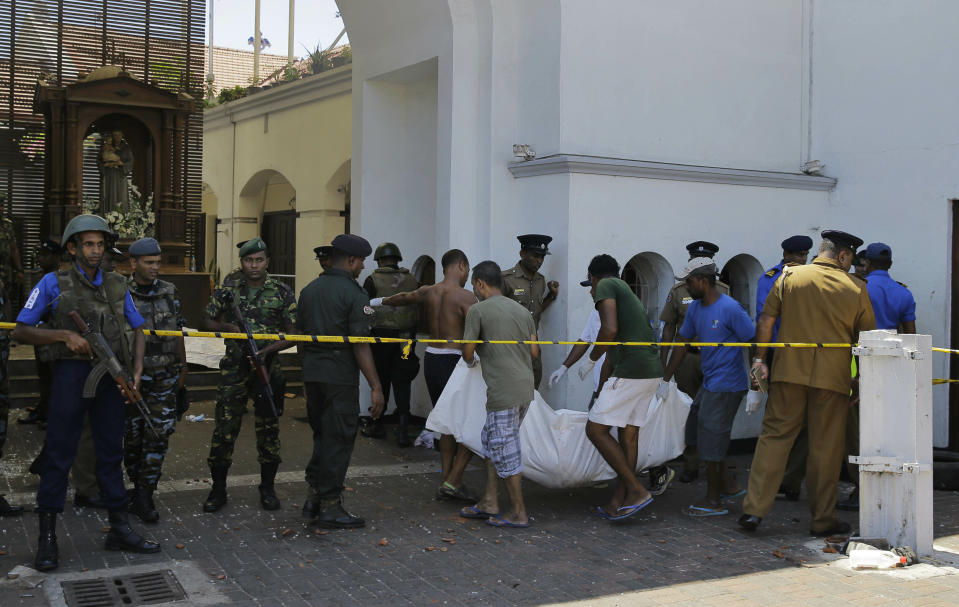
62, 570, 186, 607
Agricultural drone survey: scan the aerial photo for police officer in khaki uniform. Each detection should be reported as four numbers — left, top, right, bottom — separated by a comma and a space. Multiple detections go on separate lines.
362, 243, 420, 446
502, 234, 559, 388
739, 230, 875, 536
659, 241, 730, 484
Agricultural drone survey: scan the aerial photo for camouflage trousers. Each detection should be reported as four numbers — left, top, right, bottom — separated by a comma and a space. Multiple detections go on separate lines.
207, 358, 284, 469
124, 369, 179, 489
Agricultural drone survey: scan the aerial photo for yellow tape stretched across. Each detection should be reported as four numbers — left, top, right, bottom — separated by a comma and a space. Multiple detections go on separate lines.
1, 321, 957, 354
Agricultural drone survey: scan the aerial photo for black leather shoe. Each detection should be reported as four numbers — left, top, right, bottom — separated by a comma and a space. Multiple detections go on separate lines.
203, 467, 229, 513
74, 493, 108, 509
35, 512, 58, 571
105, 511, 160, 553
316, 500, 365, 529
810, 520, 851, 537
738, 514, 762, 532
302, 496, 320, 519
0, 495, 24, 516
129, 487, 159, 523
360, 419, 386, 439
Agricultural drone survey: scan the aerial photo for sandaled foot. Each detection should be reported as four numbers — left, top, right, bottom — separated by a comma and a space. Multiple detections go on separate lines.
684, 503, 729, 517
485, 514, 529, 528
459, 505, 497, 519
438, 482, 479, 502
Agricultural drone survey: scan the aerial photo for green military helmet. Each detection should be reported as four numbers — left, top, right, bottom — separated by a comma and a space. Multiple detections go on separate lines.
61, 213, 112, 245
374, 242, 403, 262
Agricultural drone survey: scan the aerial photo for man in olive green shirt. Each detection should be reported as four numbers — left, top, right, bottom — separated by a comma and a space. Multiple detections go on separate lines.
461, 261, 538, 529
582, 255, 664, 522
502, 234, 559, 388
296, 234, 386, 529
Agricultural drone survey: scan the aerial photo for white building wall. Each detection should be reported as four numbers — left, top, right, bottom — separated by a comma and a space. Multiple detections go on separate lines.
810, 0, 959, 446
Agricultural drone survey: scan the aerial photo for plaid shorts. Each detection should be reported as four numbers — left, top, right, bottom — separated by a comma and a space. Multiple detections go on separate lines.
481, 407, 524, 479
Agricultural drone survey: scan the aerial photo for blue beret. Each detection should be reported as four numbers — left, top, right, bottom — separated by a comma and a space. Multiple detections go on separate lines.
129, 237, 161, 257
517, 234, 552, 255
864, 242, 892, 261
331, 234, 373, 257
780, 235, 813, 253
686, 241, 719, 259
821, 230, 863, 251
238, 237, 268, 257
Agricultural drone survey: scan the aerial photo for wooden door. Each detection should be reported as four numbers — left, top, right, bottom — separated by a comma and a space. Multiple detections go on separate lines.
262, 211, 297, 291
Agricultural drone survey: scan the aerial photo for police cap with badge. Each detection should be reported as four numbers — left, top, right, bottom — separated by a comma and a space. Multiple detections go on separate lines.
314, 245, 334, 261
821, 229, 864, 252
686, 241, 719, 259
517, 234, 552, 256
781, 235, 813, 253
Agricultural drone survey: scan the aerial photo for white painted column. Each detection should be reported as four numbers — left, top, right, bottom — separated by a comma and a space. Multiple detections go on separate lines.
852, 330, 933, 555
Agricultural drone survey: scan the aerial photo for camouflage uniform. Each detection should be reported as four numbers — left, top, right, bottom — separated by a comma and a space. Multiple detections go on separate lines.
205, 275, 296, 468
125, 278, 184, 489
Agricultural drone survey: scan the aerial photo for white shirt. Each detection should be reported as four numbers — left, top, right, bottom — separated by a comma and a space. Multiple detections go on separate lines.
579, 309, 606, 391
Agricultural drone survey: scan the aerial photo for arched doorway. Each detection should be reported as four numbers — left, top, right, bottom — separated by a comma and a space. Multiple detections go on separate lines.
621, 252, 674, 328
721, 254, 764, 317
412, 254, 436, 286
238, 169, 297, 290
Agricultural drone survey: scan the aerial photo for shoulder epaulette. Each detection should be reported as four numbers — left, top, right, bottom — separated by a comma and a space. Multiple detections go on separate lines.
897, 281, 908, 288
764, 269, 777, 277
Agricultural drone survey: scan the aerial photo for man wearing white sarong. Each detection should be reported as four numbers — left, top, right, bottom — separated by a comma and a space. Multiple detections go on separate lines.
581, 255, 666, 521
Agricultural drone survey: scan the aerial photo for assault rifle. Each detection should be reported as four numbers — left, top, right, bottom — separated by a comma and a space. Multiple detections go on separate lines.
67, 311, 159, 440
231, 302, 279, 418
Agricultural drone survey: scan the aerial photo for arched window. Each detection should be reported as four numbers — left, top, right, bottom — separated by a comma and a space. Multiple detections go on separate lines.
720, 254, 764, 317
621, 252, 674, 327
412, 255, 436, 286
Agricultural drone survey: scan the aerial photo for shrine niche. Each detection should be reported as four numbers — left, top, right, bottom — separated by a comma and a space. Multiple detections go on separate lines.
35, 65, 196, 269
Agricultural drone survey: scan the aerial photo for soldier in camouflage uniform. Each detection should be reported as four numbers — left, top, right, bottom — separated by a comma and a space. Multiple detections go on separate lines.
124, 238, 186, 523
202, 237, 296, 513
0, 211, 24, 515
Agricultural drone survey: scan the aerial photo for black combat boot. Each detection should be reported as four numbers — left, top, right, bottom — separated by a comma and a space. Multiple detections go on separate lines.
395, 413, 412, 448
258, 463, 281, 511
105, 510, 160, 553
129, 485, 159, 523
35, 512, 59, 571
316, 498, 365, 529
302, 485, 321, 519
0, 495, 24, 516
203, 466, 229, 512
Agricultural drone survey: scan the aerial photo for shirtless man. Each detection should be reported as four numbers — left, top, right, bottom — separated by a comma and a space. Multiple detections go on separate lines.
371, 249, 478, 500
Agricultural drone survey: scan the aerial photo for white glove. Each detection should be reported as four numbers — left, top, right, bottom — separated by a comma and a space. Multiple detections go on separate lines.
369, 297, 384, 307
465, 355, 479, 368
548, 366, 568, 388
655, 380, 670, 402
578, 359, 596, 381
745, 390, 764, 414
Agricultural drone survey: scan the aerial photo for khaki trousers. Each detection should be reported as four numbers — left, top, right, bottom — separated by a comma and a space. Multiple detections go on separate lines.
743, 382, 848, 532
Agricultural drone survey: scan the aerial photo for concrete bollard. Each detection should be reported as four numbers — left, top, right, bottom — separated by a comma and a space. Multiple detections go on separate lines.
851, 330, 933, 556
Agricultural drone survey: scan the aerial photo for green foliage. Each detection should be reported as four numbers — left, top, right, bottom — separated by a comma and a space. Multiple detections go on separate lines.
216, 85, 248, 104
283, 66, 300, 82
150, 59, 185, 91
303, 43, 331, 74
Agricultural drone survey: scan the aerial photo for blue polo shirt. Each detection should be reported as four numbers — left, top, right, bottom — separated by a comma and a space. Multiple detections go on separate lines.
756, 262, 784, 340
18, 264, 145, 329
866, 270, 916, 331
680, 293, 755, 392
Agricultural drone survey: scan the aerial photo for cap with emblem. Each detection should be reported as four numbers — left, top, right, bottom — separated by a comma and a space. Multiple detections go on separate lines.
686, 241, 719, 259
238, 237, 268, 258
781, 235, 813, 253
331, 234, 373, 258
235, 240, 249, 250
676, 257, 718, 280
821, 229, 864, 251
517, 234, 552, 255
313, 245, 334, 260
38, 238, 61, 254
864, 242, 892, 261
129, 237, 161, 257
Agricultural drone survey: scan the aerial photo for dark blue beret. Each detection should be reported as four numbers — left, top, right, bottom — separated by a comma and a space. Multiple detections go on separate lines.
129, 237, 161, 257
331, 234, 373, 257
780, 235, 813, 253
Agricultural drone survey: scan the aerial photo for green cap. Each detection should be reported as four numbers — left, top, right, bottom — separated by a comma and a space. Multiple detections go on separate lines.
238, 237, 268, 258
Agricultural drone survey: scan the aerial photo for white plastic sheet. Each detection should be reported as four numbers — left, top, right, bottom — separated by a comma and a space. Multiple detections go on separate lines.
426, 360, 691, 489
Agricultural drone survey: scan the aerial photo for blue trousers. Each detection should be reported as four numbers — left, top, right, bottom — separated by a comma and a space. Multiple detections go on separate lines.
36, 360, 128, 513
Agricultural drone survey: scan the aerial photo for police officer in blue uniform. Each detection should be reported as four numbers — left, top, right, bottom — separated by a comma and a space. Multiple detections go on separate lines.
862, 242, 916, 333
13, 214, 160, 571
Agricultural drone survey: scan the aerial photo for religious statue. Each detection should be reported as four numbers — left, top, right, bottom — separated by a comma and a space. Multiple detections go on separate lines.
97, 129, 133, 212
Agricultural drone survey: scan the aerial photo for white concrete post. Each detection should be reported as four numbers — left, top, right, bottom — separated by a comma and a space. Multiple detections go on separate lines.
852, 330, 933, 555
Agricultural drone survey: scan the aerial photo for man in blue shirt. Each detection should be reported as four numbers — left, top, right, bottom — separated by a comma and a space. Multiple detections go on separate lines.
13, 214, 159, 572
664, 258, 755, 517
863, 242, 916, 333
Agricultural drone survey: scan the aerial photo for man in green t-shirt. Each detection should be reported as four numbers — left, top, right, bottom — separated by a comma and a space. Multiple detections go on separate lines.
460, 261, 538, 529
581, 254, 665, 521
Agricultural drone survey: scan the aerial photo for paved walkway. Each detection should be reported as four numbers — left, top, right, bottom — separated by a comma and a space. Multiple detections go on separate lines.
2, 397, 959, 606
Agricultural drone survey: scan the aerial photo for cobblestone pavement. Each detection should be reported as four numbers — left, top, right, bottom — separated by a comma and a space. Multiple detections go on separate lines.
2, 398, 959, 606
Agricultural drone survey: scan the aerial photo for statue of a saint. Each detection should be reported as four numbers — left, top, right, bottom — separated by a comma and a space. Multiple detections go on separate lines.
98, 130, 133, 212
